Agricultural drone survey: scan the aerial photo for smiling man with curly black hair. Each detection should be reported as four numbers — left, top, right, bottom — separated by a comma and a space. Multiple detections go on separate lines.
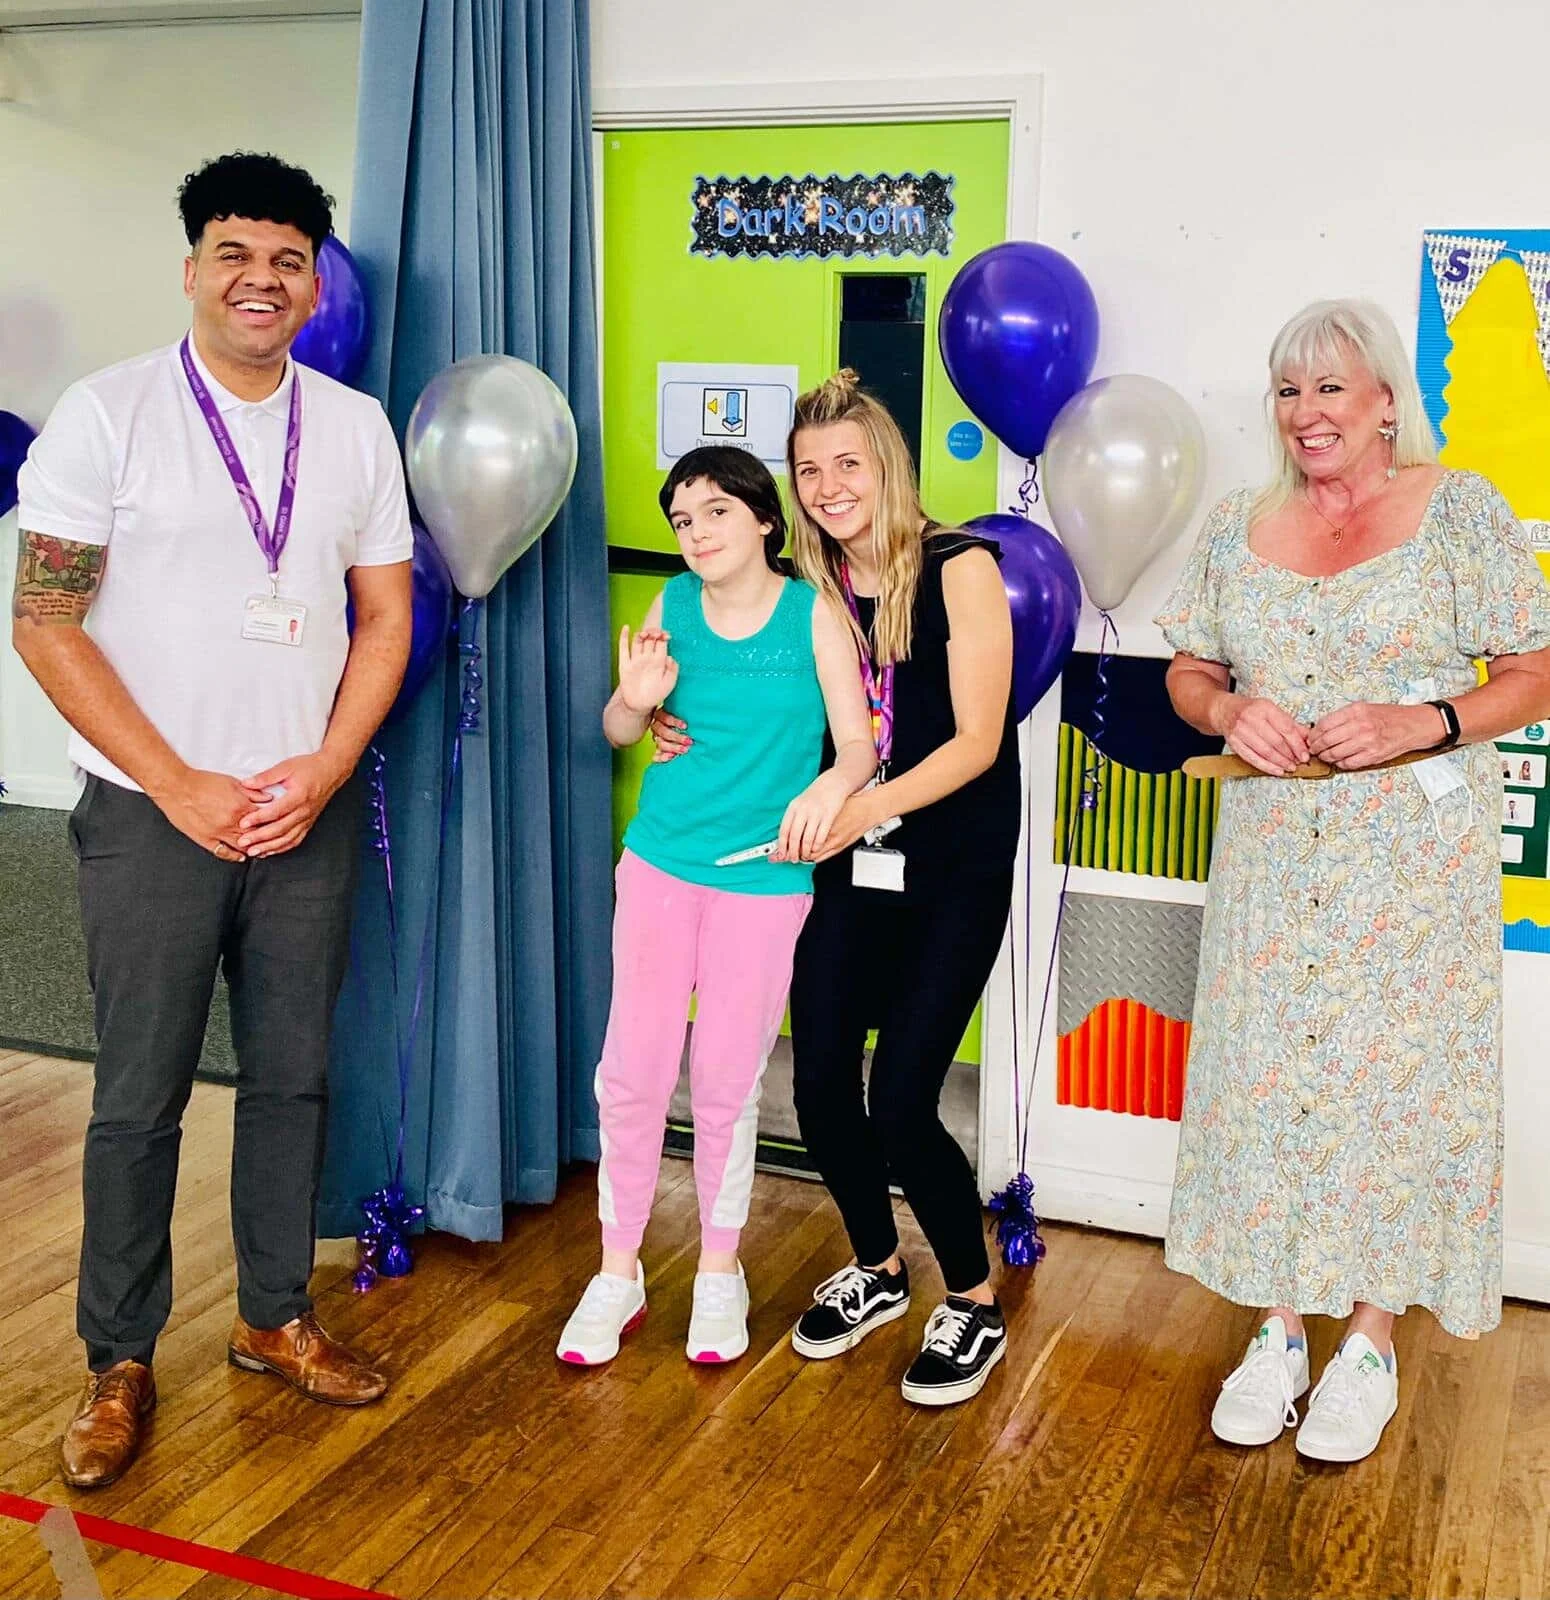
176, 152, 335, 380
13, 152, 414, 1490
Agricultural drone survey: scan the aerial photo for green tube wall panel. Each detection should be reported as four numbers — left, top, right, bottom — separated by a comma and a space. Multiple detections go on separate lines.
1052, 725, 1218, 883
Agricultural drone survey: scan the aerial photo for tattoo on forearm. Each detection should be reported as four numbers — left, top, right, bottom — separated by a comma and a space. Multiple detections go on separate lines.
12, 531, 106, 624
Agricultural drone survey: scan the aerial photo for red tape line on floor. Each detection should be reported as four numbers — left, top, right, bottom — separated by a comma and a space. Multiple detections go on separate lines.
0, 1490, 396, 1600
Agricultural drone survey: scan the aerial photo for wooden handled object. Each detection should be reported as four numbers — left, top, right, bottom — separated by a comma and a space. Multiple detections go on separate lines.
1182, 748, 1442, 781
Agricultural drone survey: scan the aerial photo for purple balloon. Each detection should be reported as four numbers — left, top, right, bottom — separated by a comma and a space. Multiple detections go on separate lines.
349, 522, 453, 723
391, 522, 454, 722
940, 243, 1100, 460
292, 236, 372, 386
0, 410, 38, 519
967, 513, 1082, 721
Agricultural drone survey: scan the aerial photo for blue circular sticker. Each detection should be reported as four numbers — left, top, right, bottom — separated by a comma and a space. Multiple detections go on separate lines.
946, 420, 984, 461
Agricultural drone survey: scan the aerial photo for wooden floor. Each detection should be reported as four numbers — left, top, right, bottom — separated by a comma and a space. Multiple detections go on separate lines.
2, 1047, 1548, 1600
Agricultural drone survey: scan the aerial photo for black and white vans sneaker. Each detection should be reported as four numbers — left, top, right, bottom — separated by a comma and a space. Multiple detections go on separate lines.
900, 1296, 1007, 1406
791, 1262, 911, 1359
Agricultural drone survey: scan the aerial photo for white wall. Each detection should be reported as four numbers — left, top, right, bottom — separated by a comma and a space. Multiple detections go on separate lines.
0, 16, 360, 805
593, 0, 1550, 1300
592, 0, 1550, 648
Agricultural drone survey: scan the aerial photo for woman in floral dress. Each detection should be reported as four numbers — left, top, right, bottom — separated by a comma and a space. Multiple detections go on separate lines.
1157, 298, 1550, 1463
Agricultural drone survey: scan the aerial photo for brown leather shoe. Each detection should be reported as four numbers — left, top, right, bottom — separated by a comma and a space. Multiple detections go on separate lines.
59, 1360, 156, 1489
227, 1311, 387, 1406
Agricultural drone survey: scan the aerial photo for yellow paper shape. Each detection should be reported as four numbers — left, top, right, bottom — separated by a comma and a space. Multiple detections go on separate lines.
1440, 256, 1550, 519
1439, 253, 1550, 927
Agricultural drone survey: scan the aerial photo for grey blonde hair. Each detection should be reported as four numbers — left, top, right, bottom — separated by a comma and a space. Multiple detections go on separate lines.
1253, 298, 1438, 520
787, 369, 929, 665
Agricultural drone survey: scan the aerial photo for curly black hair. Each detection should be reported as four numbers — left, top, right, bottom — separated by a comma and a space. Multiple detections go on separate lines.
177, 152, 335, 257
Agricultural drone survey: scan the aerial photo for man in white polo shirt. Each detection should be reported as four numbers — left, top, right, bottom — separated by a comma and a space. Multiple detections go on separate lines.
13, 153, 413, 1489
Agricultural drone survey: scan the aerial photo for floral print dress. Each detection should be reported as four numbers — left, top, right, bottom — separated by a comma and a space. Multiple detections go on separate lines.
1155, 469, 1550, 1337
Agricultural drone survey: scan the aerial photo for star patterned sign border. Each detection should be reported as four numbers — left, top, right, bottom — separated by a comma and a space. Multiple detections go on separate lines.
690, 172, 955, 260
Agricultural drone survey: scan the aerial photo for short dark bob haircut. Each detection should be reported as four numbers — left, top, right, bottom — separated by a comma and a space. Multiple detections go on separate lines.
177, 152, 335, 259
659, 446, 787, 572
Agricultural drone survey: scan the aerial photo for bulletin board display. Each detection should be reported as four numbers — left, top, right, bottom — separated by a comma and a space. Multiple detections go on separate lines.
1416, 229, 1550, 946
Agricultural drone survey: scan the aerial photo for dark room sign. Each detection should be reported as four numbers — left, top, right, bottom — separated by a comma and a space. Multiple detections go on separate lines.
690, 172, 955, 260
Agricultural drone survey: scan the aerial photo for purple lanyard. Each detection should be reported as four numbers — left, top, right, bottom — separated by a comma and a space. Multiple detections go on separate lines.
839, 561, 893, 768
180, 335, 301, 589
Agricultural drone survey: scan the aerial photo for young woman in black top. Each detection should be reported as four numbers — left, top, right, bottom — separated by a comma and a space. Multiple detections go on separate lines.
656, 370, 1020, 1405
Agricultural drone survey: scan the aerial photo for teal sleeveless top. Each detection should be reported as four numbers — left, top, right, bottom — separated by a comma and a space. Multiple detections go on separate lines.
624, 573, 827, 894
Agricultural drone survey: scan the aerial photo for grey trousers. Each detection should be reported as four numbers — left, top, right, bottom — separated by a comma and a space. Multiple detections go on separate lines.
70, 772, 360, 1371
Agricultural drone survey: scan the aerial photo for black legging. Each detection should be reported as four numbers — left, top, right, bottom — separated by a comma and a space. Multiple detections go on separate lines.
790, 863, 1013, 1295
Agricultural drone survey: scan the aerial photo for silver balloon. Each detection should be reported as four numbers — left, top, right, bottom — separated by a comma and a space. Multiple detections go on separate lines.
1042, 374, 1207, 612
405, 354, 578, 599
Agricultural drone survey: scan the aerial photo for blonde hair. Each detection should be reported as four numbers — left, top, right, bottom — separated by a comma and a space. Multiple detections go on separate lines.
787, 369, 929, 664
1253, 297, 1438, 520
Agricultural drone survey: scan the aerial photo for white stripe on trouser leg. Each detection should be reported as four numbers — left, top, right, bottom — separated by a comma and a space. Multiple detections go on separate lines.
593, 1061, 618, 1228
709, 1061, 766, 1230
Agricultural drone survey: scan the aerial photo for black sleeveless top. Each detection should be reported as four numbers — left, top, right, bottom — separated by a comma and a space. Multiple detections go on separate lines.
818, 529, 1022, 893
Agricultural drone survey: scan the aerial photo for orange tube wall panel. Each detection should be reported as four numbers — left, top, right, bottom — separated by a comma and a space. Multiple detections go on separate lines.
1056, 998, 1189, 1121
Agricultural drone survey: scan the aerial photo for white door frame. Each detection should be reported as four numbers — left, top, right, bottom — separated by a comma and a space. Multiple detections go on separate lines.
591, 74, 1044, 1197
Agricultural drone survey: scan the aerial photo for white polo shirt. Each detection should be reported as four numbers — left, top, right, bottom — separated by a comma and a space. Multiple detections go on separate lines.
18, 339, 413, 789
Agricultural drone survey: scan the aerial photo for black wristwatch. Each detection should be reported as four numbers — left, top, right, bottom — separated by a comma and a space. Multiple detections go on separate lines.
1425, 699, 1461, 751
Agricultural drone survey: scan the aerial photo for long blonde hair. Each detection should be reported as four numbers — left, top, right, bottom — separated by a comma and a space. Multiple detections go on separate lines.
1252, 298, 1438, 521
787, 370, 931, 664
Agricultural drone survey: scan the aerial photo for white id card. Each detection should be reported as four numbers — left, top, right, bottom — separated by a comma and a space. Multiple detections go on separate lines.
242, 593, 308, 647
853, 846, 905, 892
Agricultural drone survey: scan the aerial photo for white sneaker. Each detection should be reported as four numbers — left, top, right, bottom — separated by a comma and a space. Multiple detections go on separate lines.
686, 1264, 749, 1364
1211, 1316, 1310, 1446
556, 1263, 647, 1366
1296, 1334, 1399, 1463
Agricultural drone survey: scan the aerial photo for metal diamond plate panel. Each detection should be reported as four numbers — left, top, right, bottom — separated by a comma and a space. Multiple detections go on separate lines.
1057, 893, 1203, 1034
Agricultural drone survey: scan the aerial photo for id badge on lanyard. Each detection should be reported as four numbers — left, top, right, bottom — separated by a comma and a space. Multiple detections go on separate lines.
181, 336, 307, 647
840, 561, 905, 892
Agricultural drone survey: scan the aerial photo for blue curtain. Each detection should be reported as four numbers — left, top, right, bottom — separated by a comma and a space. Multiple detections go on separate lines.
318, 0, 610, 1241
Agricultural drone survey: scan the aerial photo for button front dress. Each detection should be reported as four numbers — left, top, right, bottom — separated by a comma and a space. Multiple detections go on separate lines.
1155, 469, 1550, 1337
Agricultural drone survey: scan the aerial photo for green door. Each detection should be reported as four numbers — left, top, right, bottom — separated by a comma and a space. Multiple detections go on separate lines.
601, 118, 1011, 1072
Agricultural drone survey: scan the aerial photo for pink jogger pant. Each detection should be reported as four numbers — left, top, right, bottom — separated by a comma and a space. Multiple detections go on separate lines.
596, 851, 812, 1255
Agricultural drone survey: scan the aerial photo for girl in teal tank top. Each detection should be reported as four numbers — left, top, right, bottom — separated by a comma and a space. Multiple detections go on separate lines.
557, 449, 875, 1371
625, 572, 826, 893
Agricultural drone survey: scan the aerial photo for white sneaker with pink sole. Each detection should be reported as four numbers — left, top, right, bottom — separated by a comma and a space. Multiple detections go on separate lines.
556, 1262, 647, 1366
686, 1264, 749, 1364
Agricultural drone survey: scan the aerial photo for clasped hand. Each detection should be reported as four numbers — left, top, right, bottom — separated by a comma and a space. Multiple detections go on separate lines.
770, 769, 854, 862
156, 749, 347, 859
1222, 695, 1439, 775
235, 751, 349, 856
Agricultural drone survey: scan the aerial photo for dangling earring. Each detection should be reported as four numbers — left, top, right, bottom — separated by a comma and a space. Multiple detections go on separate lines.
1379, 422, 1398, 479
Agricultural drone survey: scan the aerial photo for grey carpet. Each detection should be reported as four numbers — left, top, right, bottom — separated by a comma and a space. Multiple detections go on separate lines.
0, 803, 236, 1078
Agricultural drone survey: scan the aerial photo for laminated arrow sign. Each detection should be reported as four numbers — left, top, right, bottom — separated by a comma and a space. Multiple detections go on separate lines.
656, 361, 799, 472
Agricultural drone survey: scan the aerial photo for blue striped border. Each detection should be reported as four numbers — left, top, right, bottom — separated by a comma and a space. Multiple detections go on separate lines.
1504, 919, 1550, 954
1416, 240, 1450, 448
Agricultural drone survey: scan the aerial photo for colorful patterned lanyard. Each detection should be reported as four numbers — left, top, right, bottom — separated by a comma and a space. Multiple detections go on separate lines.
839, 561, 893, 769
180, 335, 301, 593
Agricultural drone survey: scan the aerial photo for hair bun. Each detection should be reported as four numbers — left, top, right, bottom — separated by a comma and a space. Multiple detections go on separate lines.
794, 369, 868, 427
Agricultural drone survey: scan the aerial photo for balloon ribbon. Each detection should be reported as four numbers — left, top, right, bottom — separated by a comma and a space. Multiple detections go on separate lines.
992, 610, 1117, 1268
354, 599, 486, 1290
